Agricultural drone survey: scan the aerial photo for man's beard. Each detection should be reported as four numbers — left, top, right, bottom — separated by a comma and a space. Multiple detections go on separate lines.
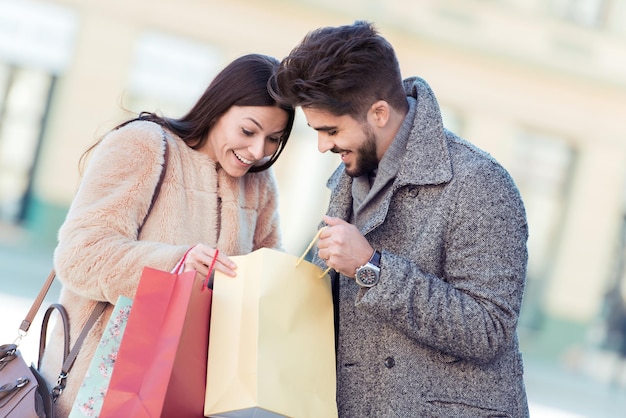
345, 126, 378, 178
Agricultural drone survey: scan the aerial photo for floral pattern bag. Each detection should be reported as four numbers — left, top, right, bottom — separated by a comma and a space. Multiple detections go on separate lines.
69, 296, 132, 418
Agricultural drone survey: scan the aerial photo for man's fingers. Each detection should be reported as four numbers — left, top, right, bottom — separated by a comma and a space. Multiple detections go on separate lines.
323, 215, 348, 226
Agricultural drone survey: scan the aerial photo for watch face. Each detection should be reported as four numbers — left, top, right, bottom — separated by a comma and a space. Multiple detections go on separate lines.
357, 267, 378, 287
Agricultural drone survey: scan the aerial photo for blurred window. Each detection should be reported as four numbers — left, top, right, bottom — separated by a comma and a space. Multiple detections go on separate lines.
605, 181, 626, 304
0, 64, 54, 223
549, 0, 609, 27
510, 130, 576, 281
509, 130, 577, 327
0, 0, 76, 223
599, 208, 626, 358
126, 31, 223, 117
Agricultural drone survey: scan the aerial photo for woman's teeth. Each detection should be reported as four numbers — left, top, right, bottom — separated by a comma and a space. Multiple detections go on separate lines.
233, 151, 253, 165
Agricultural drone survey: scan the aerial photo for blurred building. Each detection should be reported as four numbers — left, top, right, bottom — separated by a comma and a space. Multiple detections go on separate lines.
1, 0, 625, 370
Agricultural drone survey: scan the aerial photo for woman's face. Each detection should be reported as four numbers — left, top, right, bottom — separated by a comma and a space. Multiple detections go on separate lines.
202, 105, 288, 177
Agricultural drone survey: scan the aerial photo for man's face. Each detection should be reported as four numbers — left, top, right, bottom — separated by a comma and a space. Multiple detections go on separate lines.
302, 108, 379, 178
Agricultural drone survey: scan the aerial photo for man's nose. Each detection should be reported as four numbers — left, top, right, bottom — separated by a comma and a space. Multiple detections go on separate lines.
317, 134, 334, 153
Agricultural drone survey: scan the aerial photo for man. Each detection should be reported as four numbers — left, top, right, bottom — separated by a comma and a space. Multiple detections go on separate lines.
271, 21, 530, 417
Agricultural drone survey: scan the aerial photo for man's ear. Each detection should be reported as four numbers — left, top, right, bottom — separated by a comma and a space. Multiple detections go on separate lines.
368, 100, 390, 128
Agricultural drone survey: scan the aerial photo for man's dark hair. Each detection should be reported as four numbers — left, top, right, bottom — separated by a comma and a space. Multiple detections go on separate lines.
270, 21, 408, 120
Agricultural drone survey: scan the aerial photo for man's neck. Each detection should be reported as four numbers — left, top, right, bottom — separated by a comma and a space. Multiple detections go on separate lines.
376, 106, 409, 160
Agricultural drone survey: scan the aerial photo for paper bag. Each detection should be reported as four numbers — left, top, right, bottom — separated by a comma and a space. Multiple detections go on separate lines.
69, 296, 132, 418
100, 267, 212, 418
204, 247, 337, 418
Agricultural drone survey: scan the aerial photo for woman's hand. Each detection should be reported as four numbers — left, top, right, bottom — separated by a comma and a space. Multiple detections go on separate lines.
183, 243, 237, 278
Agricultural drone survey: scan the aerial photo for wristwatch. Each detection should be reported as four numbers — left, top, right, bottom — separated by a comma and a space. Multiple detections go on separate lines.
355, 250, 381, 287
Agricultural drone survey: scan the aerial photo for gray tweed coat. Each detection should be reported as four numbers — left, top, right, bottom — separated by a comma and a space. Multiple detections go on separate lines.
316, 77, 530, 417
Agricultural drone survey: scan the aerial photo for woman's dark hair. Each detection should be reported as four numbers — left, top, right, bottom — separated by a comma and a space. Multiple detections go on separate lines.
84, 54, 295, 173
269, 21, 407, 121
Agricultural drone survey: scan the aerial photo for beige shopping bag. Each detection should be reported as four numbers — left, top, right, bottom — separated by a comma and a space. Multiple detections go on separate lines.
204, 238, 337, 418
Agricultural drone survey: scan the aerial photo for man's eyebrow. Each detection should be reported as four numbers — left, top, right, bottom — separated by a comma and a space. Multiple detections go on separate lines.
308, 124, 336, 132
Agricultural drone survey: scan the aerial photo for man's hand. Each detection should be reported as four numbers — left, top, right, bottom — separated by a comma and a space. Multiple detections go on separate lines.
317, 215, 374, 278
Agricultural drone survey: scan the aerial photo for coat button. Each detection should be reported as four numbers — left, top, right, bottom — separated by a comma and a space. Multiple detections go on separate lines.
384, 357, 395, 368
409, 187, 419, 198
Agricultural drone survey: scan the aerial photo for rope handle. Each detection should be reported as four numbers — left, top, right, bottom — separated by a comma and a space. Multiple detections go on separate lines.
203, 249, 218, 291
171, 247, 194, 274
296, 227, 331, 278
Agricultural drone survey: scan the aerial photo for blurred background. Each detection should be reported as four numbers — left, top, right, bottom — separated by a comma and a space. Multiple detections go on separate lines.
1, 0, 625, 416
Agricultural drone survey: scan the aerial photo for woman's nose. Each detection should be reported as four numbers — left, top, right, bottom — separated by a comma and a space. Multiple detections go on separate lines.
249, 137, 266, 160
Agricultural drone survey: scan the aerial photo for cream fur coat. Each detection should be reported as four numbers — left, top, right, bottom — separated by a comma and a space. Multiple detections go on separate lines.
40, 120, 282, 416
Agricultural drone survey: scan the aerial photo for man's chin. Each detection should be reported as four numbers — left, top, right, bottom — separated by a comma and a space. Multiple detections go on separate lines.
345, 166, 363, 178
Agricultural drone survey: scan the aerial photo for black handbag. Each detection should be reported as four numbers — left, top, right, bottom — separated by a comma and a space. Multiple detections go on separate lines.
0, 271, 106, 418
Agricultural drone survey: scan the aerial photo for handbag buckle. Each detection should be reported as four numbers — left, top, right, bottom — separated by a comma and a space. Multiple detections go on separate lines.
52, 372, 68, 401
12, 330, 27, 347
0, 344, 17, 371
0, 344, 17, 359
0, 377, 29, 407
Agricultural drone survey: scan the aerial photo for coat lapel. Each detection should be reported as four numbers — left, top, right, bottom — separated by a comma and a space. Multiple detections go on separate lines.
396, 77, 453, 188
325, 167, 353, 221
324, 77, 453, 237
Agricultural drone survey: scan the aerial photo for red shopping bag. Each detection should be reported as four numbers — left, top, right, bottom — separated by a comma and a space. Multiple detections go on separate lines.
99, 264, 212, 418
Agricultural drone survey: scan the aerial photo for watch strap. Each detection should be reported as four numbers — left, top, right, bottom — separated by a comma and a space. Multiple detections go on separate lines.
369, 250, 381, 268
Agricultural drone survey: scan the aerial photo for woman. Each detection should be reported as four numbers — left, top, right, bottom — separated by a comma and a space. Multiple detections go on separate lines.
40, 53, 295, 416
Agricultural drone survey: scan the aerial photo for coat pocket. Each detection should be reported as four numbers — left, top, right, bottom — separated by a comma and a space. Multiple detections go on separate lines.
425, 396, 512, 418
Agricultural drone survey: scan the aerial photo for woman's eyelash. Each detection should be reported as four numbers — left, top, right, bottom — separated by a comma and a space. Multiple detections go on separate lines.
242, 128, 280, 142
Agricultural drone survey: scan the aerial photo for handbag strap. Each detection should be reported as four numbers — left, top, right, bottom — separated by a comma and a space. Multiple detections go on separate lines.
49, 301, 108, 401
38, 304, 71, 365
18, 127, 170, 337
138, 127, 169, 236
19, 270, 56, 334
35, 301, 107, 401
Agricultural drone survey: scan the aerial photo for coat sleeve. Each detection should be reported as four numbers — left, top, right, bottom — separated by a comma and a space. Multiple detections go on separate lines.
53, 122, 188, 303
355, 161, 528, 363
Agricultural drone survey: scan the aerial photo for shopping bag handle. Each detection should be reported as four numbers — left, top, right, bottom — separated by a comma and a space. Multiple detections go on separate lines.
173, 245, 218, 291
296, 227, 331, 278
203, 249, 218, 291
